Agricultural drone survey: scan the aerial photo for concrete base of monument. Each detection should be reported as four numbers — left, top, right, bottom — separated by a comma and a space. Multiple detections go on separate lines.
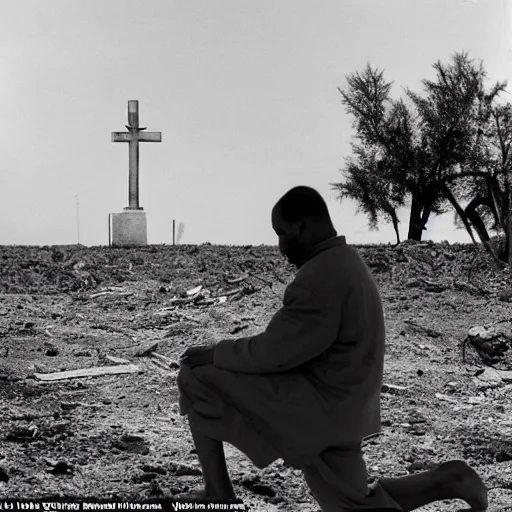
110, 210, 148, 247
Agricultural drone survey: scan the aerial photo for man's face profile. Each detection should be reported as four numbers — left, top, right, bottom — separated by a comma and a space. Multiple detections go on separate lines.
271, 208, 308, 267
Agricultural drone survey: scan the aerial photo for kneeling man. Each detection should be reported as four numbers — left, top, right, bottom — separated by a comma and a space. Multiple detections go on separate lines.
177, 186, 488, 512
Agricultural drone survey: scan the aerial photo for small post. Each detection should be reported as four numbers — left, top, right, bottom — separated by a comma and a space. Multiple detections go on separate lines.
508, 184, 512, 266
173, 219, 176, 245
75, 194, 80, 245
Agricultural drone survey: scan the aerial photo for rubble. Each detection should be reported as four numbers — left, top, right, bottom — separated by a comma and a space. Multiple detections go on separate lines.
0, 240, 511, 509
464, 325, 512, 369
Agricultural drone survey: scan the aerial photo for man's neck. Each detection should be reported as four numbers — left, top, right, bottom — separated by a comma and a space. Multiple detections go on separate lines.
295, 229, 338, 268
310, 228, 337, 247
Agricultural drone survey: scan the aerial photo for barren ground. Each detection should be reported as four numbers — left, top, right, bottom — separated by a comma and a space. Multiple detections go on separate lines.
0, 241, 511, 511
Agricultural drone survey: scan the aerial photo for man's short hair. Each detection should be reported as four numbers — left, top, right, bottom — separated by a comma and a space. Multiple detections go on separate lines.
275, 186, 332, 224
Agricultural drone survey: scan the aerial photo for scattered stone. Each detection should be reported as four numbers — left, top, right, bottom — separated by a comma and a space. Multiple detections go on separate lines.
5, 426, 38, 442
466, 326, 511, 367
174, 475, 198, 484
141, 465, 167, 475
186, 285, 203, 296
406, 413, 427, 424
468, 326, 497, 340
475, 368, 503, 383
68, 380, 88, 390
435, 393, 458, 403
133, 472, 157, 483
498, 288, 512, 302
169, 462, 202, 476
60, 402, 80, 411
406, 460, 438, 473
404, 320, 442, 338
112, 435, 150, 455
51, 461, 73, 475
73, 350, 92, 357
496, 449, 512, 462
409, 426, 426, 436
496, 369, 512, 382
147, 480, 164, 497
240, 476, 276, 497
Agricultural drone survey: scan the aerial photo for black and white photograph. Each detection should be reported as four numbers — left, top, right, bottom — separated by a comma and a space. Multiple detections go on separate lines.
1, 1, 511, 510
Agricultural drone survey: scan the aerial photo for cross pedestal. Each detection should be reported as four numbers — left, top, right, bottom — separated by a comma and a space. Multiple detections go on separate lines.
110, 100, 161, 247
110, 210, 147, 247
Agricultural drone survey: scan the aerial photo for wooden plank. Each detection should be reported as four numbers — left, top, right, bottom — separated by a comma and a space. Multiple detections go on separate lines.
381, 383, 413, 394
112, 132, 132, 142
133, 340, 159, 357
148, 357, 171, 372
34, 364, 140, 382
105, 355, 131, 365
89, 291, 133, 299
151, 352, 179, 368
138, 132, 162, 142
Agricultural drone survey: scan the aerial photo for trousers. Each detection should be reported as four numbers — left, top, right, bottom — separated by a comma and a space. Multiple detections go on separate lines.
302, 442, 402, 511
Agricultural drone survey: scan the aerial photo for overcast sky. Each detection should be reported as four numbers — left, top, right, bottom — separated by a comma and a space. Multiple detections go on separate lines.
3, 0, 510, 246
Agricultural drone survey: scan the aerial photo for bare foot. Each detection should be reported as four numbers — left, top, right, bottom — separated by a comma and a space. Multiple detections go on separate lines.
176, 487, 237, 501
434, 460, 488, 510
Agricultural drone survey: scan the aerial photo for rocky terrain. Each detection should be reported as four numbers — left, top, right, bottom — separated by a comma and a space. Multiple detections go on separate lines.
0, 240, 511, 511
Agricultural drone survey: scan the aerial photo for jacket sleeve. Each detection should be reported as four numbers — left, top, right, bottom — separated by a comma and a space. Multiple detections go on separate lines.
213, 283, 341, 374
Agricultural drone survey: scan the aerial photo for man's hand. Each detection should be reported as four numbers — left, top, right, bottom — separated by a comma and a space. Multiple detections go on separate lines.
179, 345, 216, 368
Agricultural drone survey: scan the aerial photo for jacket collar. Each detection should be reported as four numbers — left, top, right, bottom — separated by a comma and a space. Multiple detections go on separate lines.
301, 235, 346, 266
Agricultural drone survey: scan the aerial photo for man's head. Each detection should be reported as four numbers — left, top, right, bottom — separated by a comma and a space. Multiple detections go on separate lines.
271, 186, 337, 267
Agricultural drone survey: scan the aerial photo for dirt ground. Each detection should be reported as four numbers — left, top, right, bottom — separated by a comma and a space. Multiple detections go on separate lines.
0, 241, 511, 511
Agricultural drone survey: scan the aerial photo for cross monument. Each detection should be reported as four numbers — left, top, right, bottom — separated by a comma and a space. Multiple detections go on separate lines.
112, 100, 162, 210
109, 100, 162, 247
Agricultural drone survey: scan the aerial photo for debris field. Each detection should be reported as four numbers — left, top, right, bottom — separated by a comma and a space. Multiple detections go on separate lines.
0, 240, 511, 511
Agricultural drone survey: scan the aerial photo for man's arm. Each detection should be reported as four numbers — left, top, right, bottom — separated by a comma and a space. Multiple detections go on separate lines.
213, 283, 341, 373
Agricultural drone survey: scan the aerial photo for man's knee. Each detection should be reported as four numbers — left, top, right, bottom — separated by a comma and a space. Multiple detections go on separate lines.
177, 364, 192, 391
177, 364, 213, 394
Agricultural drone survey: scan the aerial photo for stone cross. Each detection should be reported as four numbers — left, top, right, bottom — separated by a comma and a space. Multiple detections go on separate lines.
112, 100, 162, 210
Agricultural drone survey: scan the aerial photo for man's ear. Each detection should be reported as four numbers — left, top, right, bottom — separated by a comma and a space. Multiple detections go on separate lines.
296, 218, 307, 234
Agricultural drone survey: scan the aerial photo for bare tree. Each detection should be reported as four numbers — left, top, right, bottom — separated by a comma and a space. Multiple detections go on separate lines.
333, 52, 506, 248
332, 148, 402, 245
